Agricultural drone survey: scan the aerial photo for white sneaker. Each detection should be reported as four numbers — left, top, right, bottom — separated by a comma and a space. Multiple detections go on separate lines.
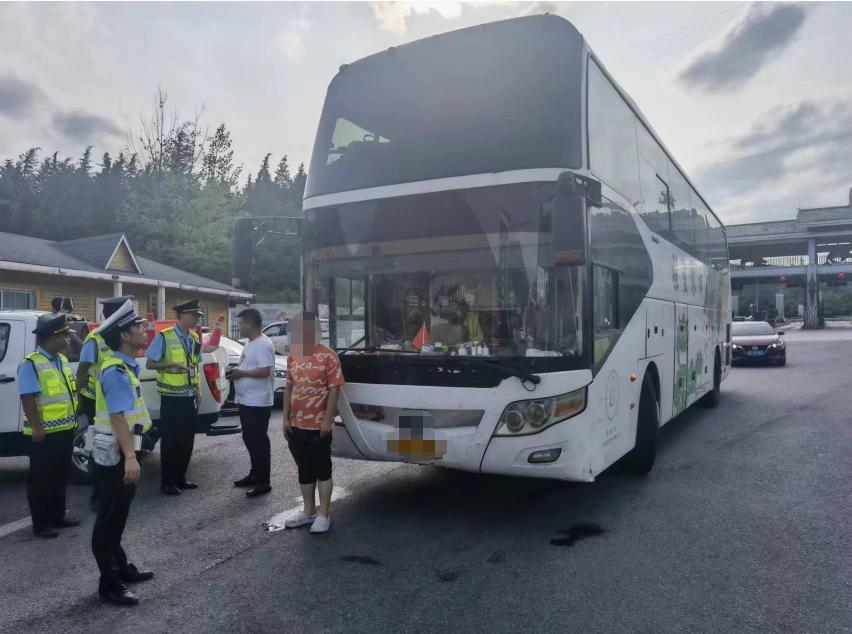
310, 515, 332, 534
284, 511, 316, 529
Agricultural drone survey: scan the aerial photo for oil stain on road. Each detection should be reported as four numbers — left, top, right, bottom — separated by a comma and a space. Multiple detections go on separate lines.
550, 522, 606, 547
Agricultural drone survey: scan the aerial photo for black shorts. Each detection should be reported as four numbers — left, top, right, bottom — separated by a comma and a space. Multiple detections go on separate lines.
287, 427, 332, 484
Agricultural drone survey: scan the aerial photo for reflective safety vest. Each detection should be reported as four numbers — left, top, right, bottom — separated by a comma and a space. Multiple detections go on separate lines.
20, 352, 78, 435
79, 331, 112, 400
94, 356, 153, 434
155, 326, 200, 395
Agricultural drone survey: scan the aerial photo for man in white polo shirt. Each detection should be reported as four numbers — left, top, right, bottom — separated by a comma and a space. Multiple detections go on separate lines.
227, 308, 276, 497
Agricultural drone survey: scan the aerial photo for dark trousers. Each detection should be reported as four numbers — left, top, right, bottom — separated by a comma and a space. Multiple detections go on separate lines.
91, 457, 135, 592
287, 427, 333, 485
27, 428, 74, 532
159, 395, 197, 487
239, 405, 272, 485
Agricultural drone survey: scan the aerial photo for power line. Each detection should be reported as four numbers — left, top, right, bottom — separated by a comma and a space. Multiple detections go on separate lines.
703, 130, 852, 168
607, 4, 745, 61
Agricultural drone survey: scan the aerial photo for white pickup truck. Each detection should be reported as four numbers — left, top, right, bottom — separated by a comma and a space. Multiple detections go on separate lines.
0, 310, 235, 482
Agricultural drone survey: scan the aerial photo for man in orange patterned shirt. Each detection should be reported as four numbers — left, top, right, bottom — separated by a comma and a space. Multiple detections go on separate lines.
282, 312, 344, 534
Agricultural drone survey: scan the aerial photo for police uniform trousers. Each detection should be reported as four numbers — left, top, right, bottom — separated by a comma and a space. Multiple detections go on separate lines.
158, 395, 197, 487
27, 428, 74, 532
91, 455, 135, 592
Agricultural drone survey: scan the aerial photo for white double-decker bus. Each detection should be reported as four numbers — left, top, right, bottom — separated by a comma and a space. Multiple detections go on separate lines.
302, 15, 731, 481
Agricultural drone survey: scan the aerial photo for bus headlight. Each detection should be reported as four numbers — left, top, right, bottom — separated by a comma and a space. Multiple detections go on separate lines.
494, 388, 586, 436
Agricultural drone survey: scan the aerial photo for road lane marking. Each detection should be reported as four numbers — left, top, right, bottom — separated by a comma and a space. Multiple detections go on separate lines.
263, 486, 349, 533
0, 516, 32, 539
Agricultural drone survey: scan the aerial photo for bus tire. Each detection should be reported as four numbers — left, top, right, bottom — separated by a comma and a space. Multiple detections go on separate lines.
701, 352, 722, 408
625, 374, 658, 475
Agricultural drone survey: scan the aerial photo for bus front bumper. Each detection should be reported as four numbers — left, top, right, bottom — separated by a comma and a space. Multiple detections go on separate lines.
332, 372, 598, 482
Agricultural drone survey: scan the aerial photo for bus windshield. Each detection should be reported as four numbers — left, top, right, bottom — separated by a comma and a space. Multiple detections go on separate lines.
304, 183, 587, 374
305, 16, 584, 198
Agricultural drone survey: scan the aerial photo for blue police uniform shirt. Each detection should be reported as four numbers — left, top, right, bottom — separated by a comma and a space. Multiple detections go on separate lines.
100, 351, 141, 415
17, 346, 65, 396
80, 338, 99, 364
144, 323, 196, 397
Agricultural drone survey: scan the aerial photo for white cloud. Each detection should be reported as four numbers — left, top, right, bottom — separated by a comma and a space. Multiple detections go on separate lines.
367, 1, 564, 35
369, 1, 497, 34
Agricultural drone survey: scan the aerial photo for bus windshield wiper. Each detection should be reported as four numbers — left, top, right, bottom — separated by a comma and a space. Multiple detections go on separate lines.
335, 335, 367, 355
337, 346, 541, 385
335, 341, 422, 355
463, 357, 542, 386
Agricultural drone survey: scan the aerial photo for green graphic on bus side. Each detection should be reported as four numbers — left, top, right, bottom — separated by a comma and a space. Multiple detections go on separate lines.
672, 255, 729, 417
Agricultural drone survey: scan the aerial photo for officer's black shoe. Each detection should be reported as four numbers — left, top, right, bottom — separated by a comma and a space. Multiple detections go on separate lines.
120, 564, 154, 583
246, 484, 272, 498
99, 583, 139, 606
33, 527, 59, 539
177, 480, 198, 490
54, 516, 81, 528
233, 475, 257, 488
160, 485, 181, 496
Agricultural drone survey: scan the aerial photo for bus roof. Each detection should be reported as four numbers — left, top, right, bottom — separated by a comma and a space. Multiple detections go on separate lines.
318, 14, 722, 228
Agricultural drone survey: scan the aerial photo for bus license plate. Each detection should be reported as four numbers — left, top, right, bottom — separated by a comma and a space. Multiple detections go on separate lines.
386, 438, 445, 461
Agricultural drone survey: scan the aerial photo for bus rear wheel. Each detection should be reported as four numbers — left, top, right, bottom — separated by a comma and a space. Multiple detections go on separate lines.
701, 352, 721, 408
625, 374, 658, 475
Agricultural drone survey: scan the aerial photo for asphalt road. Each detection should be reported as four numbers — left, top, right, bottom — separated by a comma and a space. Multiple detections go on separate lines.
1, 329, 850, 633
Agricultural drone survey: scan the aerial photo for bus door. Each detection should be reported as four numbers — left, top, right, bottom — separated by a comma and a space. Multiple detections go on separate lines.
645, 299, 674, 424
688, 305, 711, 400
673, 303, 690, 416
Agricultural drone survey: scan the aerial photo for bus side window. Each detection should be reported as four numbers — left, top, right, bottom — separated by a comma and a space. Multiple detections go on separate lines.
593, 265, 618, 366
637, 122, 672, 235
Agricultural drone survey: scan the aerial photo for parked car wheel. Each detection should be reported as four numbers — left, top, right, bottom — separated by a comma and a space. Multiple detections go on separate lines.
69, 426, 92, 484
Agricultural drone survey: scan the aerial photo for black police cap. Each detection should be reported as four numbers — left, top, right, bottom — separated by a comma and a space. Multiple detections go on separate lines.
173, 299, 204, 314
32, 313, 71, 337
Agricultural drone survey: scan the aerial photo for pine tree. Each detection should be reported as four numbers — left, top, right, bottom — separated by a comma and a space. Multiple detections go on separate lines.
274, 155, 292, 191
202, 124, 241, 189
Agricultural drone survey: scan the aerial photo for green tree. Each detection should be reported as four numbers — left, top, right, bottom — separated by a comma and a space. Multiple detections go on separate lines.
0, 148, 40, 235
202, 124, 241, 189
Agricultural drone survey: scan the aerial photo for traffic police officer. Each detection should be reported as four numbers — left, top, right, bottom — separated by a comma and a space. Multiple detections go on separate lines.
90, 300, 154, 605
145, 299, 204, 495
17, 314, 80, 538
77, 296, 135, 509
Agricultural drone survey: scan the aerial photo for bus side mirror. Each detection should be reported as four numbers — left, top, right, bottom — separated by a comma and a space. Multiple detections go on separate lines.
231, 216, 302, 290
544, 172, 598, 267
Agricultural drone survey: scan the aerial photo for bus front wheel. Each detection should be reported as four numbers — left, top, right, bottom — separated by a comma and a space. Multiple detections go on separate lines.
625, 374, 659, 475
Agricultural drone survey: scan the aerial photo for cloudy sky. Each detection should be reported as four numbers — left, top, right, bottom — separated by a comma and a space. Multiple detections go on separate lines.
1, 1, 850, 225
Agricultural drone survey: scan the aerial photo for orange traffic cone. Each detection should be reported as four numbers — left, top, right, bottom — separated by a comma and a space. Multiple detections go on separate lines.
412, 322, 432, 349
203, 315, 225, 350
